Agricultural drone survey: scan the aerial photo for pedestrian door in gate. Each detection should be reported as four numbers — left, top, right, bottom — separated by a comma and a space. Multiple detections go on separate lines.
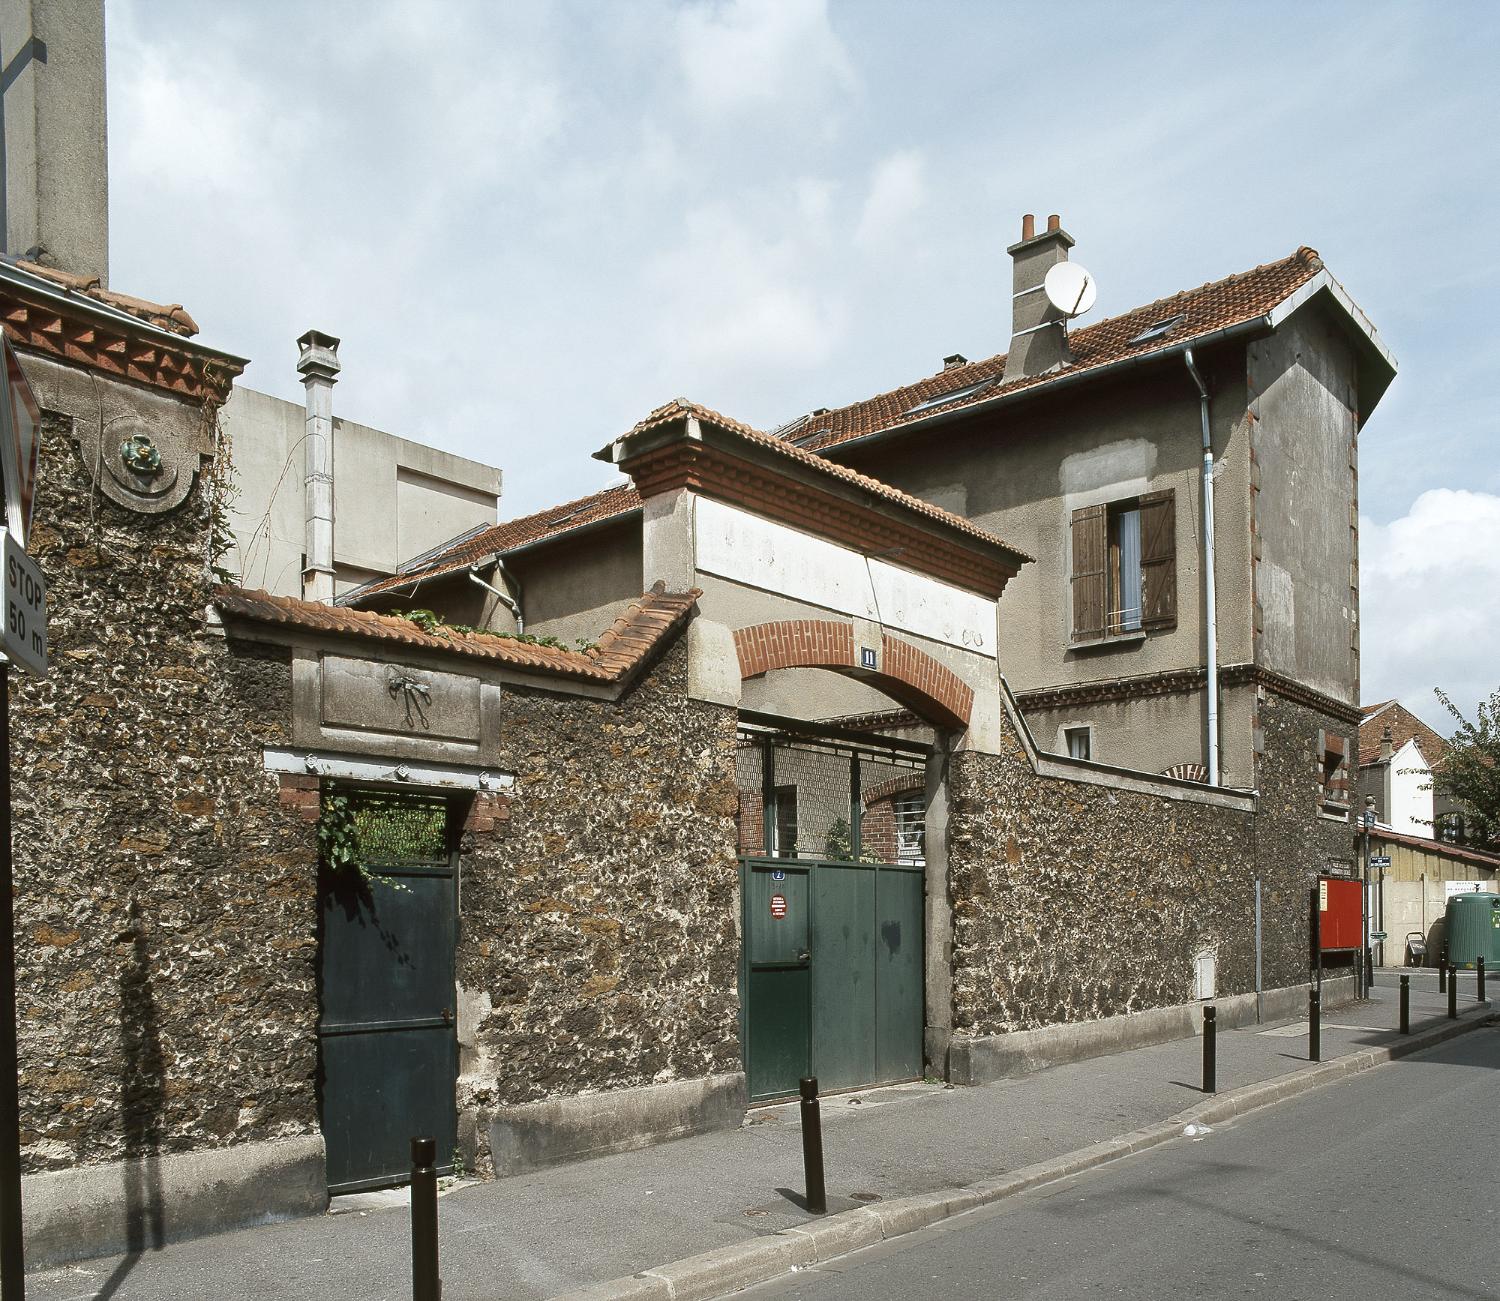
737, 726, 927, 1103
318, 789, 458, 1193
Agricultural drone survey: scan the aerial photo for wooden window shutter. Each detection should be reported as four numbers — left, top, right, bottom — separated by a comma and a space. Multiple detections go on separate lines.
1139, 489, 1177, 630
1070, 505, 1107, 642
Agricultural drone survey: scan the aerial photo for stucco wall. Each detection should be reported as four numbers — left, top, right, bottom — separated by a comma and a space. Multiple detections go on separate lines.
14, 410, 319, 1174
514, 521, 644, 647
1248, 303, 1360, 705
455, 641, 742, 1174
837, 356, 1254, 781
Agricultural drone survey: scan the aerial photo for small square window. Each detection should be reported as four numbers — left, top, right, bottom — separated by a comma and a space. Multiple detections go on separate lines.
1063, 726, 1092, 761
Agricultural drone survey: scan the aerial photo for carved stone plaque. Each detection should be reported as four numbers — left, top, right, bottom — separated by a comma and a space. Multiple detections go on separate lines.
320, 655, 481, 744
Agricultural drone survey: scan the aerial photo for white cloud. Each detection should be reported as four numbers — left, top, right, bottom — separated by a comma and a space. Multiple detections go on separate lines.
644, 196, 846, 380
854, 150, 928, 252
675, 0, 856, 116
1360, 489, 1500, 727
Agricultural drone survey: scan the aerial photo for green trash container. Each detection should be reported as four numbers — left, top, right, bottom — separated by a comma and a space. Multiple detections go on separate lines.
1443, 892, 1500, 970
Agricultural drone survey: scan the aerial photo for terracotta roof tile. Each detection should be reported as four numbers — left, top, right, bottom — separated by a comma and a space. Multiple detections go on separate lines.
214, 582, 697, 686
12, 258, 201, 336
615, 397, 1032, 565
1371, 826, 1500, 872
345, 482, 642, 602
782, 247, 1325, 454
1358, 700, 1449, 768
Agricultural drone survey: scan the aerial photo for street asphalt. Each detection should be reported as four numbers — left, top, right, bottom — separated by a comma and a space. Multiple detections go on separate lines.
745, 1021, 1500, 1300
25, 976, 1487, 1301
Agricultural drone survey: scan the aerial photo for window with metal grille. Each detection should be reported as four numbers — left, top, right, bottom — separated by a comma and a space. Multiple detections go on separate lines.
893, 793, 926, 865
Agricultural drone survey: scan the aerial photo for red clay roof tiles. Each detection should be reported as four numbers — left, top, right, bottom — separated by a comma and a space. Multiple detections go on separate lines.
214, 582, 697, 685
785, 247, 1324, 454
1359, 700, 1449, 768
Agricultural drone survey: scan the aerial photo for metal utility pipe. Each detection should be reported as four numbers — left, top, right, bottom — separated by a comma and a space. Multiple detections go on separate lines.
468, 562, 523, 633
1184, 348, 1219, 785
296, 330, 341, 605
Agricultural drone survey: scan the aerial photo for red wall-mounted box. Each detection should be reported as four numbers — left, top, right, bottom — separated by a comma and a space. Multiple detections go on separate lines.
1318, 877, 1363, 951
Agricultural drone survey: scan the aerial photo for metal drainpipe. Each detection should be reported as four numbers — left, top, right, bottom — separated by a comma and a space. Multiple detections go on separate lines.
468, 562, 523, 633
1184, 348, 1218, 785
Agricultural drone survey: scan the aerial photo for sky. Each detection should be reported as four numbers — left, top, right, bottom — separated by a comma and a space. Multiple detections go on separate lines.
103, 0, 1500, 732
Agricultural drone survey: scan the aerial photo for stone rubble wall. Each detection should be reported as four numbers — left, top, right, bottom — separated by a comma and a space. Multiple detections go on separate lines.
13, 413, 319, 1174
455, 641, 743, 1175
948, 692, 1352, 1037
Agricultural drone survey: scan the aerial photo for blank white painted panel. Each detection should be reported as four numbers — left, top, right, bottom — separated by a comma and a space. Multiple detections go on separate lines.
693, 498, 994, 657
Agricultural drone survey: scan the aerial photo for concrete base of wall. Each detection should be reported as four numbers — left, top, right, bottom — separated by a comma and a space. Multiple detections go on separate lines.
487, 1072, 748, 1178
949, 976, 1357, 1086
23, 1134, 327, 1270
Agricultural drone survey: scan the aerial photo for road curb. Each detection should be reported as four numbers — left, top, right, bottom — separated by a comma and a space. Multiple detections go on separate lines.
548, 1007, 1494, 1301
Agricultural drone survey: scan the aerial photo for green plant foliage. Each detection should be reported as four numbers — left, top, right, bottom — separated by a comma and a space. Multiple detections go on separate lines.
1431, 687, 1500, 852
316, 792, 413, 892
388, 608, 596, 652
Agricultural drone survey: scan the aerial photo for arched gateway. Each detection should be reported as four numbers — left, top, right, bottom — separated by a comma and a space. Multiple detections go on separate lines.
597, 400, 1028, 1100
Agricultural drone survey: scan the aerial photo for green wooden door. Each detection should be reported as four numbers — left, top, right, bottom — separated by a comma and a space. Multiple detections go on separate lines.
742, 858, 924, 1101
743, 861, 812, 1101
318, 791, 458, 1193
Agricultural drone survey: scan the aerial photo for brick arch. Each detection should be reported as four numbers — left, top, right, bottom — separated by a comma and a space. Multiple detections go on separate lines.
732, 618, 974, 731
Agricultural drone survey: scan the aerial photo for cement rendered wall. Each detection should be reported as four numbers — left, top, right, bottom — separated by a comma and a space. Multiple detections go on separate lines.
839, 356, 1255, 784
14, 398, 326, 1262
222, 384, 501, 597
1248, 303, 1360, 706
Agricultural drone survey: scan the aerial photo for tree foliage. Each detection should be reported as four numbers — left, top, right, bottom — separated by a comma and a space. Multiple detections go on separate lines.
1433, 687, 1500, 851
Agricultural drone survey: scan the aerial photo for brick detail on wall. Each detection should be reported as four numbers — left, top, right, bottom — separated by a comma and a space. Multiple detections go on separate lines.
733, 619, 855, 679
731, 619, 975, 731
879, 635, 974, 729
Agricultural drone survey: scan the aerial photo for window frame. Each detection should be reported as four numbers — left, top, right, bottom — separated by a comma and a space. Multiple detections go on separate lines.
1070, 489, 1176, 646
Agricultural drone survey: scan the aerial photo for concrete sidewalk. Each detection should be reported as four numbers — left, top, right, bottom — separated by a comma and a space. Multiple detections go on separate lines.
29, 981, 1489, 1301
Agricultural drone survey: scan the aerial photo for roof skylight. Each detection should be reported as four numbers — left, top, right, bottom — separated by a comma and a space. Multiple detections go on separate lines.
904, 377, 994, 416
1127, 313, 1187, 346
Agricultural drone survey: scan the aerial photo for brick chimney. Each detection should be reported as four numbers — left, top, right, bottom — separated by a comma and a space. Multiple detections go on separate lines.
1002, 213, 1073, 383
1380, 725, 1393, 763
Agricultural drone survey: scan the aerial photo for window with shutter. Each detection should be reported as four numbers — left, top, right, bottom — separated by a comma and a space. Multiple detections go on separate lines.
1138, 490, 1177, 631
1070, 505, 1107, 642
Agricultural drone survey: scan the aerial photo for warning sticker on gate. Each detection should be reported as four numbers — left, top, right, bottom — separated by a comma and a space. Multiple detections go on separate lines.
770, 893, 788, 919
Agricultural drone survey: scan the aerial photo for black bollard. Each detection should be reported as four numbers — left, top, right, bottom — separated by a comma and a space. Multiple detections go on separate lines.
1479, 956, 1486, 1002
799, 1077, 827, 1214
1448, 964, 1458, 1020
1202, 1005, 1217, 1094
411, 1137, 441, 1301
1440, 946, 1448, 992
1308, 988, 1320, 1062
1399, 974, 1410, 1035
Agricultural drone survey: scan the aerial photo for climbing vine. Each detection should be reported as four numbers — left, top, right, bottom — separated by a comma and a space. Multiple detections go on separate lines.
389, 608, 596, 653
316, 792, 410, 892
201, 360, 240, 586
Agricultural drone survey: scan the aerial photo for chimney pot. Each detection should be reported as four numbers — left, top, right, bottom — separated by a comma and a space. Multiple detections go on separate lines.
943, 353, 968, 371
1380, 724, 1394, 762
1047, 214, 1061, 233
1021, 213, 1035, 241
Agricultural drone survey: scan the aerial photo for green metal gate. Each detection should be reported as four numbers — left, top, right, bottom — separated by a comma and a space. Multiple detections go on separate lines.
318, 789, 458, 1193
738, 724, 927, 1102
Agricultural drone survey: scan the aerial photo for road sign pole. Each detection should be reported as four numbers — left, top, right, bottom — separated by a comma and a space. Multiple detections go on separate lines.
0, 661, 24, 1298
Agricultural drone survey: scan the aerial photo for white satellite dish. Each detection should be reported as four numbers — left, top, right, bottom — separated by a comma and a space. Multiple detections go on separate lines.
1044, 262, 1097, 318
